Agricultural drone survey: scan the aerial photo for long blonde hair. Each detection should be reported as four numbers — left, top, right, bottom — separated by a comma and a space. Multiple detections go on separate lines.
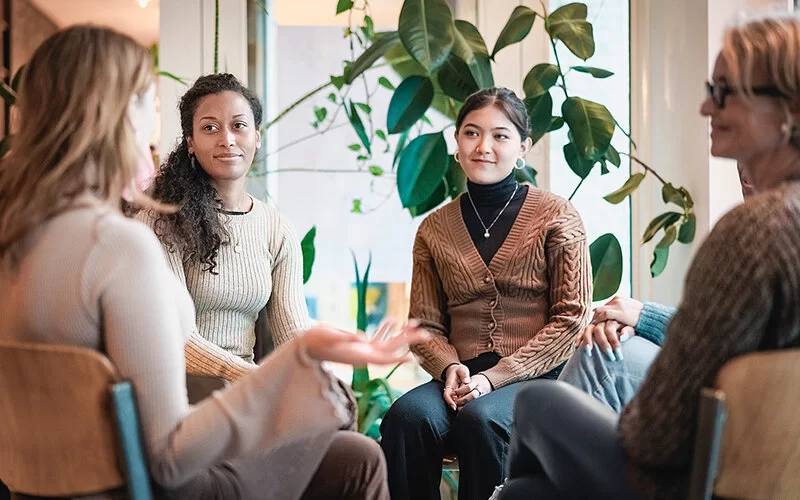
0, 25, 155, 263
722, 13, 800, 99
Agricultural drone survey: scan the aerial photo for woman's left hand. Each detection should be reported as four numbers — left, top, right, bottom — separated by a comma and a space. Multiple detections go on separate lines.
453, 373, 493, 409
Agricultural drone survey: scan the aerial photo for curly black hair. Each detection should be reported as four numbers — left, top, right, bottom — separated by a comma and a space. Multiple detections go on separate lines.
149, 73, 263, 273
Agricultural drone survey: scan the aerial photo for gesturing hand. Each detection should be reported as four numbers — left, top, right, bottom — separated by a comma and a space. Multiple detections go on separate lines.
442, 363, 471, 411
303, 319, 429, 365
453, 373, 492, 409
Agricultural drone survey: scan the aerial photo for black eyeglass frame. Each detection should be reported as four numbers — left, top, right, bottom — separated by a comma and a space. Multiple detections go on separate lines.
706, 81, 786, 108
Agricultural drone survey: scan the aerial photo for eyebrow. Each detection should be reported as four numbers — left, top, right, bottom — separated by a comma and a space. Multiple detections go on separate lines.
198, 114, 249, 121
462, 123, 512, 131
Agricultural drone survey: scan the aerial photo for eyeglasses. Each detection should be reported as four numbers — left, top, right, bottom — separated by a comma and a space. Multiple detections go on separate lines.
706, 81, 785, 108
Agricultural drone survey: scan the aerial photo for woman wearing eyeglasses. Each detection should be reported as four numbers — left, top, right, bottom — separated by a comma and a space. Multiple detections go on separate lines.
499, 13, 800, 500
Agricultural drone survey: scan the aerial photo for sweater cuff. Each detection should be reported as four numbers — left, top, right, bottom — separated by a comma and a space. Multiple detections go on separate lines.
634, 302, 675, 347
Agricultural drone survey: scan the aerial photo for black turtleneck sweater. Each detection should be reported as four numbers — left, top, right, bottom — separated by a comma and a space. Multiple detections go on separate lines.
460, 172, 529, 265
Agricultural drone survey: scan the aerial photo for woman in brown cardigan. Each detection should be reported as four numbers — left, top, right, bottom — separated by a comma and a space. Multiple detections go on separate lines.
380, 88, 593, 500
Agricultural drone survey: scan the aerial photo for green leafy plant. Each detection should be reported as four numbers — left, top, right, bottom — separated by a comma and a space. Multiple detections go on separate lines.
350, 252, 403, 438
250, 0, 697, 300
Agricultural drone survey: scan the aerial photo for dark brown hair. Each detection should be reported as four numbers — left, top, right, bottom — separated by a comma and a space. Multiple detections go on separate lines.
149, 73, 262, 273
455, 87, 529, 140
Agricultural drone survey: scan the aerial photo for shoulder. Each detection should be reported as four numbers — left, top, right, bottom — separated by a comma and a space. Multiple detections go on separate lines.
93, 211, 166, 261
416, 196, 461, 237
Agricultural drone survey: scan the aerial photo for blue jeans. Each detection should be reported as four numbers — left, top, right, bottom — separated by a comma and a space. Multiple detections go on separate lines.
557, 337, 661, 412
380, 353, 561, 500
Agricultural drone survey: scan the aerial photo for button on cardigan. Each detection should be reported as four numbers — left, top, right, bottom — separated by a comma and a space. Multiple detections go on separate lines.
409, 187, 593, 388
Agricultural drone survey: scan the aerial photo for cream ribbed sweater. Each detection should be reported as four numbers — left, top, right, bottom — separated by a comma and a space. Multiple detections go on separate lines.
138, 198, 311, 382
0, 204, 349, 494
409, 187, 592, 388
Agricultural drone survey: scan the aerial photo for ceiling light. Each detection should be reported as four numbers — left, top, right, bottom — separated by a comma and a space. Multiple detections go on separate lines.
137, 0, 149, 7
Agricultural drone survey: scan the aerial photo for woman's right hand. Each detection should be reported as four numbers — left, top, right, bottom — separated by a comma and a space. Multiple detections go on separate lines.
443, 363, 471, 411
303, 319, 429, 366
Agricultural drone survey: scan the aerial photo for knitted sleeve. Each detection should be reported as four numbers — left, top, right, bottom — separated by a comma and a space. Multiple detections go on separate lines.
635, 302, 676, 347
135, 209, 254, 382
409, 221, 461, 380
264, 211, 312, 347
482, 199, 592, 388
619, 202, 779, 473
96, 217, 349, 489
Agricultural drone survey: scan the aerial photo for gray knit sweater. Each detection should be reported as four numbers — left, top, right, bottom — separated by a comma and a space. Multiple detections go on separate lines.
138, 198, 311, 381
620, 181, 800, 498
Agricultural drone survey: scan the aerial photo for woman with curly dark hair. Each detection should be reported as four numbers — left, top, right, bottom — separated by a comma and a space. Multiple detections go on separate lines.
139, 73, 309, 383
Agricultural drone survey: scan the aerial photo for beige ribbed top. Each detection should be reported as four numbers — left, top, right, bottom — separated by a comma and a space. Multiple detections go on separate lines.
0, 203, 348, 492
138, 198, 311, 382
409, 187, 592, 388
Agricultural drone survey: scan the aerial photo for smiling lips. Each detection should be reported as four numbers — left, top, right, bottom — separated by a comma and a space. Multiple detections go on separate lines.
470, 158, 496, 165
214, 152, 243, 160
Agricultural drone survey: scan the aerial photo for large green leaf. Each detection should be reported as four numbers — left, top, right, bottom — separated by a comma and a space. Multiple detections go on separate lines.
491, 6, 537, 58
344, 31, 401, 84
409, 180, 448, 217
300, 226, 316, 284
397, 132, 449, 208
336, 0, 354, 14
453, 20, 494, 89
563, 142, 594, 179
437, 54, 479, 102
650, 246, 669, 277
445, 156, 467, 197
384, 42, 454, 119
678, 213, 696, 243
523, 63, 560, 98
590, 233, 623, 301
525, 92, 553, 146
387, 75, 434, 134
571, 66, 613, 78
398, 0, 455, 72
345, 101, 371, 154
562, 97, 615, 161
514, 165, 538, 186
641, 211, 682, 244
546, 3, 595, 60
657, 225, 677, 248
662, 182, 686, 209
604, 173, 645, 204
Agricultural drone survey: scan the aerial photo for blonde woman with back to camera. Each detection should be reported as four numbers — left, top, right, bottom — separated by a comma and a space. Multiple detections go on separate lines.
0, 26, 427, 500
498, 12, 800, 500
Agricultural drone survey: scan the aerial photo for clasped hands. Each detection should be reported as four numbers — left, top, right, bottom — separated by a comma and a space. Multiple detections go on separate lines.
575, 296, 644, 362
442, 363, 492, 411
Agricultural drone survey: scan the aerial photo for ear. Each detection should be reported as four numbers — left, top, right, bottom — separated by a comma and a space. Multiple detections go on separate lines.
186, 137, 195, 155
255, 127, 262, 150
519, 136, 533, 156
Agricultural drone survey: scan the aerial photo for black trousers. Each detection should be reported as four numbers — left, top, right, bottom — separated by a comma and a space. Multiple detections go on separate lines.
499, 380, 642, 500
380, 354, 561, 500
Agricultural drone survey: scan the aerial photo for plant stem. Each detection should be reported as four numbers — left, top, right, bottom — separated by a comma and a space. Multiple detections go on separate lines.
568, 176, 586, 200
621, 153, 668, 185
613, 117, 637, 149
213, 0, 220, 73
263, 81, 332, 132
550, 37, 570, 99
265, 121, 349, 156
385, 361, 403, 380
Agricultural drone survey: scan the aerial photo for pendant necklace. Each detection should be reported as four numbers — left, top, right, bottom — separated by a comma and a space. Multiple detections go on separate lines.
466, 182, 519, 239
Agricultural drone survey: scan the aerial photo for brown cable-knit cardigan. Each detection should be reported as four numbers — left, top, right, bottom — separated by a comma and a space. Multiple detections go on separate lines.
409, 186, 593, 388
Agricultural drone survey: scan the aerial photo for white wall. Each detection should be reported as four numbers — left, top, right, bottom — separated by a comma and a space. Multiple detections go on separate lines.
158, 0, 248, 155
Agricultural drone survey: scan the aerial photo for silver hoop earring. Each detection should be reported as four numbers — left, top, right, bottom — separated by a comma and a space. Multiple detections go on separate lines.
515, 158, 525, 170
454, 151, 461, 164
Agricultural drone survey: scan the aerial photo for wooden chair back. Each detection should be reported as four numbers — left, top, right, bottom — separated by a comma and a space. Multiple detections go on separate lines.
690, 350, 800, 500
0, 340, 145, 497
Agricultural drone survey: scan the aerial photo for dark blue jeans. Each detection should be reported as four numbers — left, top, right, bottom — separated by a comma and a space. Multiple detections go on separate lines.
380, 353, 562, 500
